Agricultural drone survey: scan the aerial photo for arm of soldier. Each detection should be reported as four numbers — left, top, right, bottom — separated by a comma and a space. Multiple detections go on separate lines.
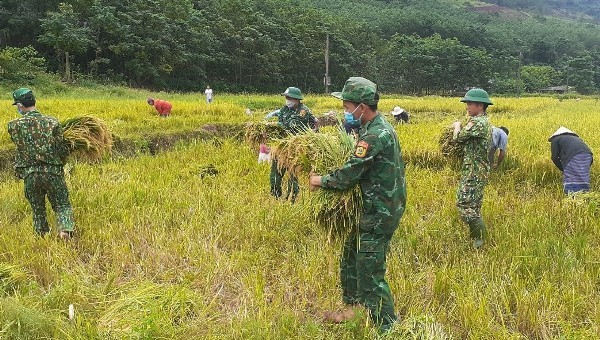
54, 123, 70, 164
7, 122, 16, 144
550, 139, 562, 171
264, 109, 280, 120
454, 119, 486, 143
306, 108, 317, 131
317, 134, 380, 191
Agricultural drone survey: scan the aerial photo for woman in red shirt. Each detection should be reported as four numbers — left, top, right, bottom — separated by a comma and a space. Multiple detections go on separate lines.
147, 97, 172, 117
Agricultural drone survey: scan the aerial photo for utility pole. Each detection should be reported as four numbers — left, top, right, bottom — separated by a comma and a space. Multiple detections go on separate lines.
516, 50, 522, 98
324, 33, 330, 94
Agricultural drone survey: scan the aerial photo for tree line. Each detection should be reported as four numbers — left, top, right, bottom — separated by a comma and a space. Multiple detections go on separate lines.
0, 0, 599, 94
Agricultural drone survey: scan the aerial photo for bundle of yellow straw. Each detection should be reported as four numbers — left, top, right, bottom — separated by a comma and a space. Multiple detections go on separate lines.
62, 116, 112, 162
272, 128, 361, 237
438, 126, 463, 159
244, 122, 288, 149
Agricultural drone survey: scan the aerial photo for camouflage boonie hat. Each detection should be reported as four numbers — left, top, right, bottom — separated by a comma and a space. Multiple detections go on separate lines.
332, 77, 378, 105
12, 88, 35, 105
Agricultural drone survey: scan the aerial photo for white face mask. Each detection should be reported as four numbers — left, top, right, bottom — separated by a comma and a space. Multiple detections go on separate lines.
285, 99, 296, 108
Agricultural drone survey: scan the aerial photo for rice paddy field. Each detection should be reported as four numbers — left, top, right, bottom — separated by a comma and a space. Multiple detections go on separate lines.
0, 90, 599, 339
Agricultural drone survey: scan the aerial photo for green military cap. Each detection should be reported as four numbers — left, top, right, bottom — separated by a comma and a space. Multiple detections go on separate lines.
460, 88, 493, 105
281, 87, 303, 100
332, 77, 378, 105
12, 88, 35, 105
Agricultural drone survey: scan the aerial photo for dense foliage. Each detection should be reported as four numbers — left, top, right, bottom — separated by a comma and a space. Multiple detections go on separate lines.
0, 0, 599, 94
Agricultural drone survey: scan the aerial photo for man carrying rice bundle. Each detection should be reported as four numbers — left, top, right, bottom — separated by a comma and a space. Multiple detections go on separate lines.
8, 88, 75, 240
451, 88, 492, 249
309, 77, 406, 333
270, 86, 316, 202
549, 126, 593, 194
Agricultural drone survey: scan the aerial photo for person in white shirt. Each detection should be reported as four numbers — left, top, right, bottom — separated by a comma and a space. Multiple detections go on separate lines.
204, 85, 213, 103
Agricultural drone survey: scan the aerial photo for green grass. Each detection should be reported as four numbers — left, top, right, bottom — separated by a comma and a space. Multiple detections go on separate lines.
0, 90, 599, 338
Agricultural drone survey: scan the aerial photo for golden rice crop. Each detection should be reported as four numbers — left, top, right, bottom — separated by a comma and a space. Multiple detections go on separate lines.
61, 116, 112, 162
272, 128, 361, 237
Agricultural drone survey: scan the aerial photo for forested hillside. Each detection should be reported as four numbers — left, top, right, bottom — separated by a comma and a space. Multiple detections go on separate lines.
0, 0, 599, 94
486, 0, 600, 22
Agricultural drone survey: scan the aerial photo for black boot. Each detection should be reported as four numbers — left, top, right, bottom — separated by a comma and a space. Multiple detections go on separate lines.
468, 217, 486, 249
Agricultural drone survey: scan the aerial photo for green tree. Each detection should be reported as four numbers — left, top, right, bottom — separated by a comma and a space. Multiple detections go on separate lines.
520, 65, 559, 92
564, 54, 597, 94
39, 3, 93, 82
0, 46, 46, 82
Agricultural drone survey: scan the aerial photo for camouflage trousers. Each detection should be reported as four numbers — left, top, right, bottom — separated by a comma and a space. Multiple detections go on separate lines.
24, 172, 75, 235
341, 230, 397, 331
269, 159, 299, 202
456, 176, 486, 224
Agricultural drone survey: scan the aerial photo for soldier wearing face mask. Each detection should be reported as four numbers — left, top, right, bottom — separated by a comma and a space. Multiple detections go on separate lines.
270, 87, 316, 202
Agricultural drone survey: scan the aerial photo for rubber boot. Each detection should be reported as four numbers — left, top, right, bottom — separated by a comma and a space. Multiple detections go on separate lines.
468, 217, 486, 249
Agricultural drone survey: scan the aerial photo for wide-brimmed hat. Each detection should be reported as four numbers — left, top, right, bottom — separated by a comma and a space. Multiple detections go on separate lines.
548, 126, 577, 141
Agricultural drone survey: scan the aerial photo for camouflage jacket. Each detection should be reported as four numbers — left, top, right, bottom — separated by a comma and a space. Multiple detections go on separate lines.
454, 113, 492, 179
277, 103, 316, 135
321, 114, 406, 235
7, 110, 67, 178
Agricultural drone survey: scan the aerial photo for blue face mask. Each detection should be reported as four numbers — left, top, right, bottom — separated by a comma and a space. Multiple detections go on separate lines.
344, 104, 362, 127
16, 105, 23, 115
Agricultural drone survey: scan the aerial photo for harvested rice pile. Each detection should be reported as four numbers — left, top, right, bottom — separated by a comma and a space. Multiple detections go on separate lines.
244, 122, 288, 149
272, 128, 362, 237
439, 126, 463, 159
62, 116, 112, 162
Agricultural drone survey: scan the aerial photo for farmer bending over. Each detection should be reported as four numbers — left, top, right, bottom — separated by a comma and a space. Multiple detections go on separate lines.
549, 126, 593, 194
147, 97, 172, 117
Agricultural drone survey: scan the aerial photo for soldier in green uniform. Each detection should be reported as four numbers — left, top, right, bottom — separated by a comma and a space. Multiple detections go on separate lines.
270, 86, 316, 202
8, 88, 74, 240
452, 88, 492, 249
309, 77, 406, 332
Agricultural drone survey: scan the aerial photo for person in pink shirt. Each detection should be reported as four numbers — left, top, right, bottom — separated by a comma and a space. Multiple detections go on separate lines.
258, 143, 270, 163
147, 97, 172, 117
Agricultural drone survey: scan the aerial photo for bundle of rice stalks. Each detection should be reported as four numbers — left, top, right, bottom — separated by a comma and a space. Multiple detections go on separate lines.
97, 283, 198, 338
62, 116, 112, 162
244, 122, 287, 149
438, 126, 463, 159
272, 128, 362, 237
0, 263, 26, 295
316, 113, 340, 127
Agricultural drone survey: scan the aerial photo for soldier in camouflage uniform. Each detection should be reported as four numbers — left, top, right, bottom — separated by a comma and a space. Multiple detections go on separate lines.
270, 87, 316, 202
452, 88, 492, 249
309, 77, 406, 332
8, 88, 74, 240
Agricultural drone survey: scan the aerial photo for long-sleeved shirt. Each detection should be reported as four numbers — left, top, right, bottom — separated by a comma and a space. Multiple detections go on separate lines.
8, 110, 68, 178
550, 133, 593, 171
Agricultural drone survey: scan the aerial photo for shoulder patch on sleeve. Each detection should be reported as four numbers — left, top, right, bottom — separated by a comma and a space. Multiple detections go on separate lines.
354, 140, 369, 158
299, 109, 306, 117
